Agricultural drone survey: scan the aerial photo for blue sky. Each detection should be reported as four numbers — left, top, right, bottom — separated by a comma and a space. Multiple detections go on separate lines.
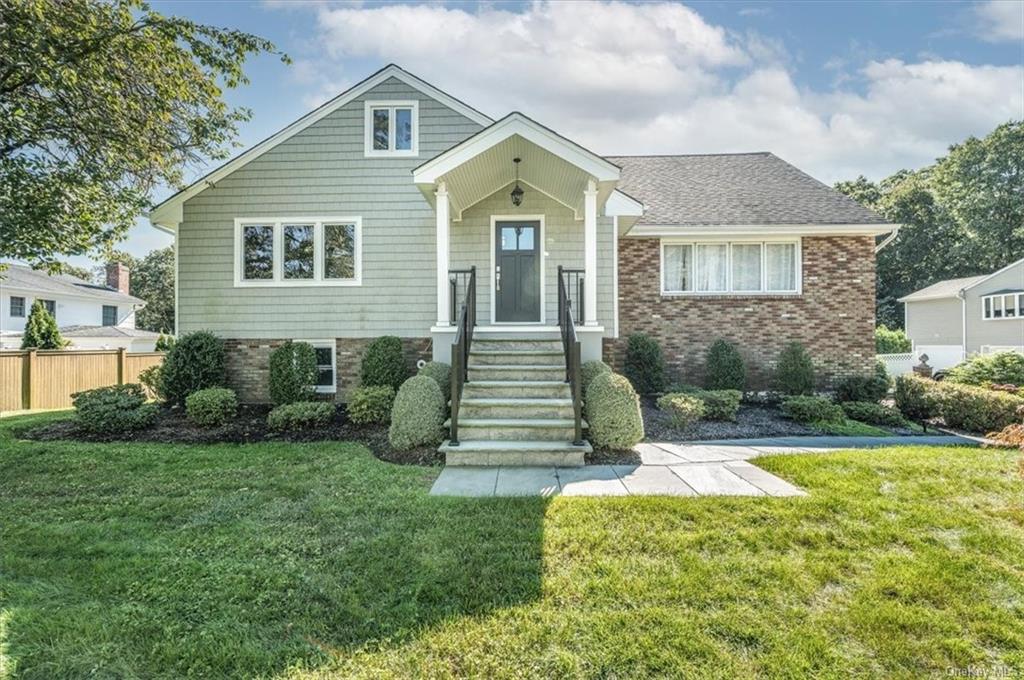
98, 0, 1024, 264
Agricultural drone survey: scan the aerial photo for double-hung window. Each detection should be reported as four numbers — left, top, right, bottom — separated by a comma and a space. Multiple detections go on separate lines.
235, 218, 361, 286
102, 305, 118, 326
303, 340, 337, 394
9, 296, 25, 317
364, 101, 418, 157
661, 240, 800, 295
982, 292, 1023, 320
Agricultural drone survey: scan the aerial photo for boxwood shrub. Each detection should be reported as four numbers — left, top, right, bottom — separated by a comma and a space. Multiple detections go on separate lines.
774, 342, 814, 395
417, 361, 451, 402
72, 384, 158, 434
834, 361, 890, 403
623, 333, 665, 395
586, 372, 644, 450
705, 339, 745, 391
839, 400, 907, 428
894, 375, 940, 424
945, 351, 1024, 387
934, 382, 1024, 433
159, 331, 225, 405
185, 387, 238, 427
656, 392, 705, 428
389, 375, 445, 451
267, 401, 336, 432
347, 385, 395, 425
692, 389, 742, 421
361, 336, 409, 392
269, 340, 318, 406
782, 395, 844, 424
581, 360, 612, 397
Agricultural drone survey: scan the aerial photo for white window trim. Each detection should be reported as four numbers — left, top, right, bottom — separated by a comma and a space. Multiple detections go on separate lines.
659, 237, 802, 296
10, 296, 25, 318
363, 100, 419, 157
303, 339, 337, 394
981, 292, 1023, 321
233, 217, 362, 288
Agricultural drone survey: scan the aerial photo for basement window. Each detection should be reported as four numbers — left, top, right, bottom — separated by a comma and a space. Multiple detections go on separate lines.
303, 340, 337, 394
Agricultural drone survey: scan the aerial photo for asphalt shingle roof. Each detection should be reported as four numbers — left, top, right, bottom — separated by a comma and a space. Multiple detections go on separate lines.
898, 275, 990, 302
604, 152, 889, 227
0, 263, 143, 305
60, 325, 160, 338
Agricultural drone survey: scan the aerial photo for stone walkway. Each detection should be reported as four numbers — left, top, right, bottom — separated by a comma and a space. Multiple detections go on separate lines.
429, 435, 975, 498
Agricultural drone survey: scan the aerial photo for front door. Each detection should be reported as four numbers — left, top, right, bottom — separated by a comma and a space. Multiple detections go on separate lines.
495, 221, 541, 322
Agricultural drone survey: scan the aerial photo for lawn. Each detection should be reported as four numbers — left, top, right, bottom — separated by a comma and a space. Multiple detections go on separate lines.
1, 412, 1022, 678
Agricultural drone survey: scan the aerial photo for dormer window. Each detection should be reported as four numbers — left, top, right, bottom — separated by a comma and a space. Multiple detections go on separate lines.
364, 101, 418, 157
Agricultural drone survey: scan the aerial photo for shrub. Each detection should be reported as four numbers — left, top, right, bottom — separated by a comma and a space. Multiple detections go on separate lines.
705, 339, 745, 391
137, 364, 164, 401
72, 384, 158, 433
774, 342, 814, 395
834, 361, 890, 404
160, 331, 225, 405
693, 389, 742, 421
185, 387, 237, 427
21, 300, 65, 349
581, 360, 612, 396
361, 336, 409, 392
945, 351, 1024, 387
155, 333, 176, 352
347, 385, 395, 425
267, 401, 336, 432
934, 382, 1024, 434
839, 401, 907, 427
894, 375, 940, 424
657, 393, 705, 429
388, 375, 445, 451
417, 361, 451, 402
665, 382, 701, 394
269, 340, 318, 406
875, 325, 911, 354
586, 372, 644, 449
782, 395, 844, 424
622, 333, 665, 395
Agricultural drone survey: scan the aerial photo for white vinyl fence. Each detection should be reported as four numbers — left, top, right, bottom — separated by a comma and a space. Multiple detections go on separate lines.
876, 352, 916, 377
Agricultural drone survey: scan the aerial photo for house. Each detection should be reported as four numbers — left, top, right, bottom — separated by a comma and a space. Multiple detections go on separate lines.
150, 64, 892, 463
899, 258, 1024, 370
0, 262, 161, 352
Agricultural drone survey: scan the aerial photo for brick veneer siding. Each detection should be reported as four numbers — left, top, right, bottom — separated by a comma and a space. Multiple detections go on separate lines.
606, 236, 876, 389
224, 337, 431, 403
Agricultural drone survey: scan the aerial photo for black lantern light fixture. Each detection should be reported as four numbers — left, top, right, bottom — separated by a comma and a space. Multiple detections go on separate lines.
510, 157, 524, 207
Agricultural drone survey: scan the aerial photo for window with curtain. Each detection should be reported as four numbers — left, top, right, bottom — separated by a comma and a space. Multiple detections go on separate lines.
696, 244, 728, 292
662, 244, 693, 293
661, 240, 799, 294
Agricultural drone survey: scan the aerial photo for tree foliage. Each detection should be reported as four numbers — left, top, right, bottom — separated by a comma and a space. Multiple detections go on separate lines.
836, 121, 1023, 328
0, 0, 285, 269
21, 299, 66, 349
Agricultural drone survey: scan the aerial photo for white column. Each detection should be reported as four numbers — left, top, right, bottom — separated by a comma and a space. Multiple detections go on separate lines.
583, 179, 598, 326
435, 182, 450, 326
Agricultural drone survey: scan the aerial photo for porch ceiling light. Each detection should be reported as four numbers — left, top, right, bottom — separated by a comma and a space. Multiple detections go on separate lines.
510, 157, 524, 207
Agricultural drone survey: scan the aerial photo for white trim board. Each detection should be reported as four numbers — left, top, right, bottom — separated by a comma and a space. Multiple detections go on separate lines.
489, 215, 546, 325
626, 223, 895, 238
150, 64, 493, 230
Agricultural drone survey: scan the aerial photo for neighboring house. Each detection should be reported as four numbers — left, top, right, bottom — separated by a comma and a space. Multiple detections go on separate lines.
899, 258, 1024, 370
150, 64, 893, 408
0, 262, 160, 352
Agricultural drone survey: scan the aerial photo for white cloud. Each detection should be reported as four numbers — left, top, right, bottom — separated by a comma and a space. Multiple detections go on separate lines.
288, 1, 1023, 183
974, 0, 1024, 42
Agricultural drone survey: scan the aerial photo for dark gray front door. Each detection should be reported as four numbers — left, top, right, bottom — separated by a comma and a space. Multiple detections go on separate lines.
495, 221, 541, 322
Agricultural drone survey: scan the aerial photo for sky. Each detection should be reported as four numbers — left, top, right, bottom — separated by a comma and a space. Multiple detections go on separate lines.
88, 0, 1024, 267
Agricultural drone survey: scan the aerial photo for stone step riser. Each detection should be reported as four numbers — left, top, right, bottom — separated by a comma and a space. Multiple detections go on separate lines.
468, 352, 564, 366
469, 367, 565, 382
454, 425, 580, 442
472, 340, 563, 352
446, 450, 586, 467
462, 383, 571, 399
459, 403, 577, 420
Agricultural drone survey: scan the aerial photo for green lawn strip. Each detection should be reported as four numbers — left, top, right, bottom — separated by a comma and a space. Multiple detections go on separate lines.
812, 418, 891, 436
2, 414, 1023, 678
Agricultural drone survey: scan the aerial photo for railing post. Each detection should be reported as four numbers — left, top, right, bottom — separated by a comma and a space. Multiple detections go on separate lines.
572, 341, 583, 446
450, 277, 457, 327
449, 342, 460, 446
578, 276, 584, 327
557, 265, 564, 323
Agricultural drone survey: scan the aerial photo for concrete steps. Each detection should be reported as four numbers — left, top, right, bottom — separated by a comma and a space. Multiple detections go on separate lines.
442, 336, 590, 467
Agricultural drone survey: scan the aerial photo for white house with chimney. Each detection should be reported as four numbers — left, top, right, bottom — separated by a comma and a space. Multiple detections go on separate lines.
0, 262, 161, 352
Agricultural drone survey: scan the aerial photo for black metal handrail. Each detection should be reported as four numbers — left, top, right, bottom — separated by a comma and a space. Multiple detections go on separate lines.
557, 265, 585, 446
448, 266, 476, 446
558, 267, 585, 325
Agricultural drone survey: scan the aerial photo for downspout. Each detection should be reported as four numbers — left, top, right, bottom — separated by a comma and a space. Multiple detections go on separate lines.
874, 224, 901, 253
958, 289, 967, 361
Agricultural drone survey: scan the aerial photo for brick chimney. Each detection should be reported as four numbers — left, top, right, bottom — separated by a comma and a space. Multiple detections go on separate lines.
106, 262, 130, 295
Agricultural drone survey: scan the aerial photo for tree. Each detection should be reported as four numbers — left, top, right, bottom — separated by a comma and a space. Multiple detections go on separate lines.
131, 247, 174, 333
0, 0, 285, 270
58, 261, 95, 283
21, 300, 66, 349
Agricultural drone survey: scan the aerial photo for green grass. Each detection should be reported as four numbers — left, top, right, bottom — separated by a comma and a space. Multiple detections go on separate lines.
812, 418, 892, 436
2, 412, 1022, 678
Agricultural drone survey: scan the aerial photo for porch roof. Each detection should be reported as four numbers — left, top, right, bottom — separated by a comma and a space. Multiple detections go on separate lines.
413, 112, 622, 221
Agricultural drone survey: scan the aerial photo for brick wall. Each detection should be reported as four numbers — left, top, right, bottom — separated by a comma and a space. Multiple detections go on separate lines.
606, 236, 876, 388
224, 337, 431, 403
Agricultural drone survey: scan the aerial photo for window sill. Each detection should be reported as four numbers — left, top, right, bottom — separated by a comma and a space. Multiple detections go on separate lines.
660, 291, 801, 298
363, 150, 419, 159
234, 279, 361, 288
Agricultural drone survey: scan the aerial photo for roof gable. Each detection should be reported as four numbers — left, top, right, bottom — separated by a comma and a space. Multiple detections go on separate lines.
0, 263, 144, 305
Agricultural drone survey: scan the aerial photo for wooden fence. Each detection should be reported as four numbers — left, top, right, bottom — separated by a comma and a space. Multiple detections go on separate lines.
0, 349, 165, 413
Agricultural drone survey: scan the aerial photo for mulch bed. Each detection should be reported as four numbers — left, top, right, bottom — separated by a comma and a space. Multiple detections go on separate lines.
18, 405, 443, 466
641, 398, 819, 442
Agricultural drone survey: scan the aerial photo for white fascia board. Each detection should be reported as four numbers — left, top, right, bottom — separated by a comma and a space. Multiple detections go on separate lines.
148, 64, 494, 231
624, 223, 896, 238
413, 112, 620, 185
604, 189, 644, 217
897, 293, 958, 303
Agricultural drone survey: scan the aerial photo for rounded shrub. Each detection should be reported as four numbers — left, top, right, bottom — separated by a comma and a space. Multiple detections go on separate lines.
623, 333, 665, 395
347, 385, 396, 425
159, 331, 226, 406
267, 401, 336, 432
269, 340, 318, 405
361, 336, 409, 392
137, 364, 165, 401
934, 382, 1024, 434
839, 401, 907, 427
586, 372, 645, 450
894, 374, 940, 424
185, 387, 238, 427
581, 360, 612, 397
388, 375, 445, 451
834, 361, 889, 403
705, 339, 745, 391
657, 392, 705, 429
773, 342, 814, 395
781, 395, 844, 424
945, 351, 1024, 387
72, 384, 158, 434
692, 389, 742, 421
417, 361, 451, 402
